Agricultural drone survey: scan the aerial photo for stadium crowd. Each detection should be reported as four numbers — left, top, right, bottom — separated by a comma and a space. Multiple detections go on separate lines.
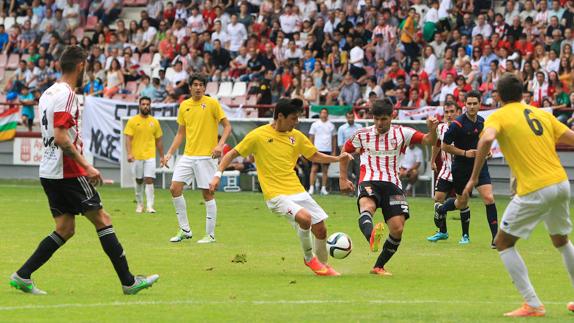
0, 0, 574, 126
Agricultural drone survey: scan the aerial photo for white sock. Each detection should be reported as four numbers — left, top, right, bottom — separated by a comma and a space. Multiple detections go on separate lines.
135, 182, 144, 205
205, 199, 217, 237
558, 241, 574, 287
297, 226, 314, 262
145, 184, 154, 209
314, 237, 328, 264
172, 195, 190, 232
499, 247, 542, 307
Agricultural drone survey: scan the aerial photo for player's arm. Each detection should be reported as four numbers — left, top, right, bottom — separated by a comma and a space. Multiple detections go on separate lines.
430, 143, 440, 172
209, 148, 240, 193
212, 117, 232, 159
339, 139, 359, 193
54, 127, 101, 185
462, 127, 497, 198
162, 124, 185, 167
331, 133, 337, 156
557, 128, 574, 146
125, 134, 134, 162
156, 137, 165, 164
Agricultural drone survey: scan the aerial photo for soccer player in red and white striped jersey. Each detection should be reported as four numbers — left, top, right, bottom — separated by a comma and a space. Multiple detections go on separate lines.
339, 100, 438, 276
427, 102, 462, 242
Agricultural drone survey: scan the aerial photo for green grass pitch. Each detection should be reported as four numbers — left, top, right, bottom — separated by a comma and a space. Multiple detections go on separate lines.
1, 180, 573, 322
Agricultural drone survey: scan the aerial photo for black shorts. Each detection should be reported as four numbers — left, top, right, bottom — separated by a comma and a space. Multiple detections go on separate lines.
435, 178, 454, 193
357, 181, 410, 221
41, 177, 103, 217
312, 151, 332, 166
452, 162, 491, 195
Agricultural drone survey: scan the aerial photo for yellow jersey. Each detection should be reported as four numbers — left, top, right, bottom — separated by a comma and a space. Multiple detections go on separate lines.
485, 102, 569, 196
235, 124, 318, 200
177, 95, 226, 156
124, 114, 163, 160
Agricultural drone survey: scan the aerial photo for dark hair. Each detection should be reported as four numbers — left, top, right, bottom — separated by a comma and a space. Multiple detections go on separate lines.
139, 96, 151, 104
444, 101, 460, 110
465, 90, 482, 102
371, 99, 394, 117
320, 107, 329, 114
497, 73, 523, 103
59, 46, 87, 73
274, 98, 303, 120
188, 73, 207, 86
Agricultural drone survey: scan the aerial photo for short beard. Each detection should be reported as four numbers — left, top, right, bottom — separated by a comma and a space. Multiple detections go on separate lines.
141, 109, 150, 116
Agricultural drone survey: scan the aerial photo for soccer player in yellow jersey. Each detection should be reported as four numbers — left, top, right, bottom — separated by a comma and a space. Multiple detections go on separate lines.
124, 96, 164, 214
209, 98, 353, 276
162, 74, 232, 244
463, 73, 574, 317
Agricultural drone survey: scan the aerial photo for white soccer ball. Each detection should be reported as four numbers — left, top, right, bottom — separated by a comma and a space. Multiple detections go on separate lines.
327, 232, 352, 259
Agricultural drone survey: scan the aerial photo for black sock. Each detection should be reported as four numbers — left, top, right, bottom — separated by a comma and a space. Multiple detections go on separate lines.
98, 226, 135, 286
358, 211, 374, 242
439, 198, 456, 214
17, 232, 65, 279
486, 203, 498, 239
460, 207, 470, 236
374, 235, 401, 269
434, 204, 447, 233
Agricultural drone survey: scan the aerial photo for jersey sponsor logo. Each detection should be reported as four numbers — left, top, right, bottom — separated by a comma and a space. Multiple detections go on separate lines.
368, 149, 399, 157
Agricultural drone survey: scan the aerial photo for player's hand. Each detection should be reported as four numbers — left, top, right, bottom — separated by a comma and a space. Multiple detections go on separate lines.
339, 178, 355, 194
127, 154, 135, 163
212, 144, 224, 159
486, 151, 493, 159
431, 162, 437, 172
461, 178, 477, 202
209, 177, 221, 194
427, 116, 439, 131
161, 153, 172, 168
338, 152, 354, 162
86, 165, 103, 186
465, 149, 477, 158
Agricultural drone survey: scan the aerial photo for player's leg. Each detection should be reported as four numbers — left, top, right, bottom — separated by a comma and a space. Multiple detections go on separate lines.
477, 183, 498, 246
428, 179, 450, 242
320, 163, 329, 195
84, 208, 159, 294
308, 163, 319, 194
143, 158, 156, 213
195, 159, 218, 243
541, 181, 574, 311
169, 157, 193, 242
357, 181, 384, 252
405, 169, 418, 195
372, 215, 405, 276
496, 191, 547, 317
10, 214, 75, 295
133, 160, 144, 213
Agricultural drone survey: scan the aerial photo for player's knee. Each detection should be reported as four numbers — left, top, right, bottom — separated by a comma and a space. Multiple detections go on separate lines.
295, 211, 312, 229
551, 235, 569, 248
390, 225, 404, 238
482, 194, 495, 205
144, 178, 154, 185
169, 184, 183, 197
202, 189, 214, 201
56, 224, 75, 240
494, 234, 514, 251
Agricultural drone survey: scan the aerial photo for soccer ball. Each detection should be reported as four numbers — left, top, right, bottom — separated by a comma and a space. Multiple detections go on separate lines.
326, 232, 352, 259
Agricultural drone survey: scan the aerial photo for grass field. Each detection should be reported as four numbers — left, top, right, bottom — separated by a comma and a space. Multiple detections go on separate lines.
1, 180, 574, 322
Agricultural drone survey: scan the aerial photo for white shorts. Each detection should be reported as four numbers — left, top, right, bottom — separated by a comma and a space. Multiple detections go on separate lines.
172, 156, 218, 189
500, 180, 571, 239
266, 192, 328, 225
132, 158, 156, 179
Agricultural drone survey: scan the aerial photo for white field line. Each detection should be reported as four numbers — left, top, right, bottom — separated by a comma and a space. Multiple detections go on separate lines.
0, 299, 567, 311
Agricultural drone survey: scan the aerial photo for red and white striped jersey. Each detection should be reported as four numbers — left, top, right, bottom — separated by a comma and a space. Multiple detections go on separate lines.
437, 123, 453, 182
39, 82, 87, 179
345, 125, 424, 187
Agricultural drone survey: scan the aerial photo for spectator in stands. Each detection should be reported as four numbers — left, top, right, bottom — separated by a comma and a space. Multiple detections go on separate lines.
322, 65, 343, 105
0, 24, 8, 52
211, 39, 231, 72
227, 13, 248, 57
529, 71, 549, 106
63, 0, 79, 31
338, 73, 360, 106
400, 144, 423, 196
19, 85, 35, 131
436, 72, 457, 105
151, 77, 167, 102
35, 58, 55, 93
83, 71, 104, 97
166, 60, 189, 98
47, 33, 63, 60
103, 58, 124, 98
95, 0, 122, 25
554, 85, 571, 124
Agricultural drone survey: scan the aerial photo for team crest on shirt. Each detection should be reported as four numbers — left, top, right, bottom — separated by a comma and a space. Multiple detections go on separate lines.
390, 138, 398, 149
201, 103, 206, 109
289, 136, 295, 144
149, 122, 154, 127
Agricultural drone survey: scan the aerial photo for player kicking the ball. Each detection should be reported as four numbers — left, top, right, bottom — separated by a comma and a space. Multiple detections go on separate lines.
463, 73, 574, 317
209, 98, 352, 276
340, 100, 438, 276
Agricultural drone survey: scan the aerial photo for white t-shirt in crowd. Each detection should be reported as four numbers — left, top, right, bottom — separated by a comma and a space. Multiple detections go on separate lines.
226, 22, 248, 52
309, 120, 336, 152
401, 145, 423, 170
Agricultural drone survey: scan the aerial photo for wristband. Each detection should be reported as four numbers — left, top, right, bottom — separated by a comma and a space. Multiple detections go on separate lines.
463, 150, 466, 157
214, 171, 222, 178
